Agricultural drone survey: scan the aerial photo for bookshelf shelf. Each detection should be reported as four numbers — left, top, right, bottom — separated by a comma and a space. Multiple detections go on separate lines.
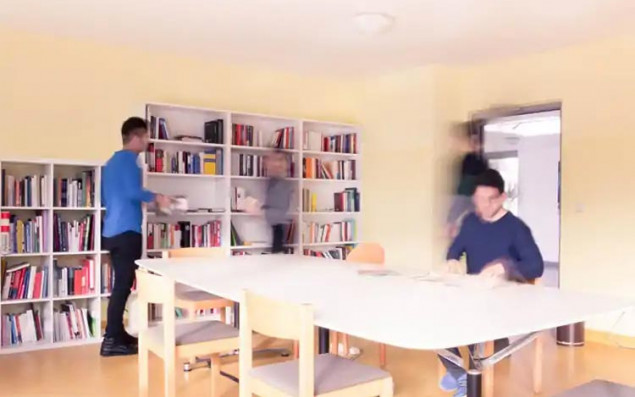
231, 175, 300, 181
1, 298, 50, 306
53, 251, 100, 256
302, 211, 359, 216
230, 145, 298, 154
149, 138, 224, 149
2, 252, 49, 258
52, 295, 99, 302
230, 244, 298, 250
302, 150, 358, 158
147, 211, 225, 217
147, 172, 224, 179
0, 206, 48, 210
303, 241, 358, 247
302, 178, 360, 183
52, 207, 98, 211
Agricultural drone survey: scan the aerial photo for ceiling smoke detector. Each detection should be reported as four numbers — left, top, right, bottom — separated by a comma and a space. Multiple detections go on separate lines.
354, 12, 395, 35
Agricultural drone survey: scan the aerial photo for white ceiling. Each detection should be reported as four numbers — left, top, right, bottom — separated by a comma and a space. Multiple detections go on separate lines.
2, 0, 635, 75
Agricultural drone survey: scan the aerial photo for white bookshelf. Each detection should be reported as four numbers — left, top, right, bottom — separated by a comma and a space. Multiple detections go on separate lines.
0, 158, 106, 354
0, 105, 362, 355
143, 102, 362, 259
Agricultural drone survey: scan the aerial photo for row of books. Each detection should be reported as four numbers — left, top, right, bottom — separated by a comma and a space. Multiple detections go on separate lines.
301, 188, 360, 212
146, 145, 224, 175
304, 131, 358, 154
230, 222, 295, 247
149, 116, 171, 140
303, 220, 356, 244
232, 124, 295, 150
234, 153, 295, 178
303, 246, 352, 260
146, 220, 222, 250
53, 214, 94, 252
2, 212, 47, 254
53, 303, 94, 342
303, 158, 357, 180
53, 172, 95, 208
54, 258, 95, 297
2, 172, 49, 207
1, 262, 49, 300
1, 307, 44, 346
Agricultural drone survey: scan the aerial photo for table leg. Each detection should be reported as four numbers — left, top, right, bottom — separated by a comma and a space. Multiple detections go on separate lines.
318, 327, 330, 354
467, 370, 482, 397
233, 302, 240, 328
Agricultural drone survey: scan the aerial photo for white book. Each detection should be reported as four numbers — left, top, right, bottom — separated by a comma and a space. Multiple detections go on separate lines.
68, 305, 79, 338
61, 267, 68, 296
307, 131, 321, 151
88, 259, 94, 291
27, 265, 37, 299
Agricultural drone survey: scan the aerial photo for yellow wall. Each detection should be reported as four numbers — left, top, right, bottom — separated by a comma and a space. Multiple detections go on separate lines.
455, 35, 635, 334
0, 27, 358, 161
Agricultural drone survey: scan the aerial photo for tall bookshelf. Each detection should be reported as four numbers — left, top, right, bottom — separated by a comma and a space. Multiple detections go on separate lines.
143, 103, 362, 260
0, 159, 108, 354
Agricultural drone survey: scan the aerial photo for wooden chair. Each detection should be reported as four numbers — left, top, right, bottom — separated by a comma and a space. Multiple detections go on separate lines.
337, 243, 388, 367
167, 247, 234, 324
437, 278, 544, 397
136, 268, 240, 397
167, 247, 236, 370
239, 289, 394, 397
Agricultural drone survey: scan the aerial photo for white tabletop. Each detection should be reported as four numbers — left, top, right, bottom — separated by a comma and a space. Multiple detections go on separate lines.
136, 255, 634, 350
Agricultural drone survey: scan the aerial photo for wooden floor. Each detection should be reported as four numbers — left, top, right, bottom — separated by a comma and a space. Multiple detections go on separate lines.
1, 334, 634, 397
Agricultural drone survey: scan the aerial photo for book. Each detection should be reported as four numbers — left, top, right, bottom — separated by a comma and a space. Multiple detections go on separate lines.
302, 158, 356, 180
53, 303, 94, 342
8, 212, 47, 254
303, 220, 356, 244
2, 174, 49, 207
303, 245, 352, 260
1, 263, 49, 300
53, 170, 95, 207
1, 306, 45, 346
53, 214, 94, 252
146, 220, 222, 250
204, 119, 224, 144
146, 146, 223, 175
54, 258, 95, 297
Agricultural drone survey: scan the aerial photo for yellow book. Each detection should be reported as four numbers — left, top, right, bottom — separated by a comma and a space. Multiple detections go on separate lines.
202, 153, 217, 175
311, 193, 317, 212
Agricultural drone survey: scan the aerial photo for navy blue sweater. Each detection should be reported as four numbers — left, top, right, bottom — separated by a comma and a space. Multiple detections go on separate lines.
447, 212, 544, 281
102, 150, 155, 237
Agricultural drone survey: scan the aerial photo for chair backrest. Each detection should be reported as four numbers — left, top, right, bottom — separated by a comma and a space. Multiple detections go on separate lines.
240, 290, 315, 397
135, 269, 176, 355
167, 247, 226, 259
346, 242, 385, 264
136, 269, 175, 305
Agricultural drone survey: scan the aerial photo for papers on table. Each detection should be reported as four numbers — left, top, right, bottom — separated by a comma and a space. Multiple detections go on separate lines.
357, 267, 508, 289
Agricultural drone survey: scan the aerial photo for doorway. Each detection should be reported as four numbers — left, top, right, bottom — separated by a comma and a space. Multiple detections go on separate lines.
481, 109, 561, 288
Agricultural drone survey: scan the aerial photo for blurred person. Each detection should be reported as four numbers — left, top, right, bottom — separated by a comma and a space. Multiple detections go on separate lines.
100, 117, 171, 357
262, 150, 293, 253
438, 169, 544, 396
446, 127, 488, 238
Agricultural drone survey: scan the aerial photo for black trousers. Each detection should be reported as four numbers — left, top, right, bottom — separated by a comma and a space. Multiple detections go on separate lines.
272, 224, 284, 254
103, 231, 142, 341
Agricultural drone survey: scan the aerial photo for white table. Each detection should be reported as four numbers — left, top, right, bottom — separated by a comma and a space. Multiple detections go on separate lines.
136, 255, 634, 397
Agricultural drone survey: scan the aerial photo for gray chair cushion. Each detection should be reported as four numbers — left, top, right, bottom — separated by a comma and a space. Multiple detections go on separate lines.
146, 320, 238, 346
175, 284, 224, 302
250, 353, 391, 396
553, 380, 635, 397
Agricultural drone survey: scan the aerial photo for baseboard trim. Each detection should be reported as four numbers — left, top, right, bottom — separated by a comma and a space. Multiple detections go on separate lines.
586, 329, 635, 347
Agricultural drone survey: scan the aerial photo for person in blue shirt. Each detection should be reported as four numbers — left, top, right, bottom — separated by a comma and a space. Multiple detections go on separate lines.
100, 117, 170, 357
439, 168, 544, 396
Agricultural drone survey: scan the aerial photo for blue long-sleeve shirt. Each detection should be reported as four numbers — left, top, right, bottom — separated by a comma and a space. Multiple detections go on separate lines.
102, 150, 155, 237
447, 212, 544, 281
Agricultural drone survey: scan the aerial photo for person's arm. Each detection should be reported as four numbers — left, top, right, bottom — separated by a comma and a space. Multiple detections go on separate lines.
483, 222, 544, 281
446, 217, 468, 261
509, 223, 544, 281
121, 157, 155, 203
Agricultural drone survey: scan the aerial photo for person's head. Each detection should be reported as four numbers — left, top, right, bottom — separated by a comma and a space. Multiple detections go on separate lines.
121, 117, 149, 153
473, 169, 506, 221
265, 150, 288, 178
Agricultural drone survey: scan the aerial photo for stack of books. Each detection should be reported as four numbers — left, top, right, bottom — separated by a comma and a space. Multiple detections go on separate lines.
303, 158, 356, 180
146, 220, 222, 250
2, 172, 49, 207
146, 145, 223, 175
53, 303, 94, 342
54, 258, 95, 297
53, 214, 94, 252
2, 307, 45, 347
1, 262, 49, 300
53, 171, 95, 207
303, 220, 356, 244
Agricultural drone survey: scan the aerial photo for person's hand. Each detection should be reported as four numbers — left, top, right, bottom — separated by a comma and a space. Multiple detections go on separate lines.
444, 259, 464, 275
480, 262, 506, 279
155, 194, 172, 211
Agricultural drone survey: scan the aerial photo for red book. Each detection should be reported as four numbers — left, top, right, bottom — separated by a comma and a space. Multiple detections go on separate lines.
33, 271, 42, 299
74, 269, 81, 296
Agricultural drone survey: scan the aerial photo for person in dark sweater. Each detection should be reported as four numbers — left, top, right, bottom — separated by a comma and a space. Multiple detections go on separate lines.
446, 131, 488, 238
439, 168, 544, 397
